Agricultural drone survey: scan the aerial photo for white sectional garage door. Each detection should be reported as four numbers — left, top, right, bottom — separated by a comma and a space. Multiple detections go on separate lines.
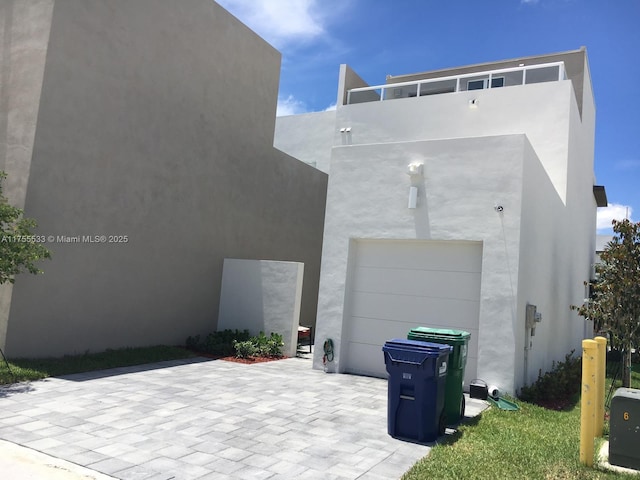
343, 239, 482, 387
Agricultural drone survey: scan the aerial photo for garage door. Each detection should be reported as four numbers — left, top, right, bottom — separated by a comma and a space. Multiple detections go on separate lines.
343, 239, 482, 388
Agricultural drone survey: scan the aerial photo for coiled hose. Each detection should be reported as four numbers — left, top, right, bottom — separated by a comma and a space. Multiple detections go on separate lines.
323, 339, 334, 365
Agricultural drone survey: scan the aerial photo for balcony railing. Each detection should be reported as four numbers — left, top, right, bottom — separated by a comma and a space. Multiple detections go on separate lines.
347, 61, 567, 105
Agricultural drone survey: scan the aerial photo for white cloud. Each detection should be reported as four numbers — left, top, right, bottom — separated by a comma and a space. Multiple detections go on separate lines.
597, 203, 633, 231
276, 95, 306, 116
521, 0, 540, 3
216, 0, 325, 49
324, 102, 337, 112
614, 159, 640, 171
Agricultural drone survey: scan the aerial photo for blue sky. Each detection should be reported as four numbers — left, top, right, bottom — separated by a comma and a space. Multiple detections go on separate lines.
217, 0, 639, 234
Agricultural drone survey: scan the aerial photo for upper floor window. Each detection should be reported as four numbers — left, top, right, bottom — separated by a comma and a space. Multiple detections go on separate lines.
467, 76, 505, 90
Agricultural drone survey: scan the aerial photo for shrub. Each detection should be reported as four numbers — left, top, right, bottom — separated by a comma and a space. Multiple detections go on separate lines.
232, 340, 257, 359
231, 332, 285, 359
185, 329, 250, 356
265, 332, 284, 357
253, 332, 270, 356
188, 329, 284, 359
518, 350, 582, 406
186, 335, 200, 350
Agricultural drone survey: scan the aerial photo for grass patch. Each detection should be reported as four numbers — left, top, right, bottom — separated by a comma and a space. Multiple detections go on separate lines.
0, 345, 196, 385
403, 363, 640, 480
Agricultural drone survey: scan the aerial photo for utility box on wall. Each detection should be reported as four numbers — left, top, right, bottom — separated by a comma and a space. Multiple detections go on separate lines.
609, 387, 640, 471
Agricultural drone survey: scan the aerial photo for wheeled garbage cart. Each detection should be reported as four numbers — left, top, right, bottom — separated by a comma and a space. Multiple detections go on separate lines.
382, 339, 451, 443
408, 327, 470, 424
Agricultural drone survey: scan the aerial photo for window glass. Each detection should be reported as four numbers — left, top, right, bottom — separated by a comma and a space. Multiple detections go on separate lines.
525, 65, 560, 84
490, 76, 505, 88
467, 79, 486, 90
418, 79, 457, 96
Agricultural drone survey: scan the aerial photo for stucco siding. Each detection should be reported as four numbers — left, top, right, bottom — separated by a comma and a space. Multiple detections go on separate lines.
0, 0, 54, 352
274, 110, 336, 174
334, 81, 573, 203
3, 0, 327, 357
315, 134, 527, 392
517, 139, 566, 388
276, 51, 597, 394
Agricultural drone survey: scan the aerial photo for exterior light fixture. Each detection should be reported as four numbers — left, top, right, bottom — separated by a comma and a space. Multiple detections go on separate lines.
408, 187, 418, 209
407, 162, 423, 176
406, 162, 423, 209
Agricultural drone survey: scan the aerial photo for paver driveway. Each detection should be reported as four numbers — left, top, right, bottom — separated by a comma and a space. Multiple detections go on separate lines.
0, 356, 436, 479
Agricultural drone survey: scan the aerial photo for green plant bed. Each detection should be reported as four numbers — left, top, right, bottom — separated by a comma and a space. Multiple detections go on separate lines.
234, 332, 285, 359
186, 329, 251, 357
186, 330, 286, 360
518, 350, 582, 410
0, 345, 196, 385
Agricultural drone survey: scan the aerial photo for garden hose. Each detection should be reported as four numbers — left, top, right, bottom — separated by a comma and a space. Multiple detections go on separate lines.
323, 339, 334, 365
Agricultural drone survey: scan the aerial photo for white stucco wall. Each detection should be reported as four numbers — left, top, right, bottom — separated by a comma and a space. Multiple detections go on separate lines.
333, 81, 573, 204
274, 111, 336, 174
516, 140, 567, 387
218, 259, 304, 357
275, 53, 597, 393
314, 135, 529, 392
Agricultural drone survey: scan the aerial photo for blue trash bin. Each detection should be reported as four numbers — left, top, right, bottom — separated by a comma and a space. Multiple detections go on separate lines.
382, 338, 451, 443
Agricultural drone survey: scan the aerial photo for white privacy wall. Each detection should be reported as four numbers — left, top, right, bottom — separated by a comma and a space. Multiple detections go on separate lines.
218, 259, 304, 357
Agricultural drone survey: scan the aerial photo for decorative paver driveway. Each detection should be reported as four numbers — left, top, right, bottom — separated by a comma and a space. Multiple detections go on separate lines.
0, 357, 434, 479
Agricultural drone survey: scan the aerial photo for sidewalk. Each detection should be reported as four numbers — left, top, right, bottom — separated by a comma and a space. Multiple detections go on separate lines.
0, 439, 116, 480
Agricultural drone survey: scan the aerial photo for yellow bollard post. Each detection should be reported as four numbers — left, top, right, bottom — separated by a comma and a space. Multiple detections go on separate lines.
594, 336, 607, 437
580, 339, 598, 466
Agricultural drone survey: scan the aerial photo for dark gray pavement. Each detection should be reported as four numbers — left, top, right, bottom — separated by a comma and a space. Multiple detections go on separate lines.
0, 356, 487, 479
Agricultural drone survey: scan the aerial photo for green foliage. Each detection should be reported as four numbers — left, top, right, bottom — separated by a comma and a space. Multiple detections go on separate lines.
232, 340, 257, 359
186, 329, 250, 356
518, 350, 582, 405
0, 171, 51, 284
253, 331, 269, 355
233, 332, 285, 359
573, 219, 640, 386
187, 329, 285, 359
185, 334, 200, 350
265, 332, 284, 357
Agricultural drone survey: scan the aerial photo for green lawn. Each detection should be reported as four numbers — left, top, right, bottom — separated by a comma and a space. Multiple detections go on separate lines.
0, 345, 196, 385
403, 364, 640, 480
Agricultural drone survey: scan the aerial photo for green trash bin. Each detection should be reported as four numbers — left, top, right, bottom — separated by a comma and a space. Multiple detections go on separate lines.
408, 327, 470, 425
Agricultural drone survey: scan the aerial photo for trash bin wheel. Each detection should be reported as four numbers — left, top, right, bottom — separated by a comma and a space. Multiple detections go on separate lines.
460, 394, 465, 420
438, 409, 447, 436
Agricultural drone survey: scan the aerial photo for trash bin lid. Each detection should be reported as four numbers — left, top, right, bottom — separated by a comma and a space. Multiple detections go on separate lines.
409, 327, 470, 343
383, 339, 451, 368
383, 338, 451, 356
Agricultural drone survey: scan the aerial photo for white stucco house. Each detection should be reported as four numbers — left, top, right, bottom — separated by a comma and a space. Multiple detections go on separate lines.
275, 48, 608, 394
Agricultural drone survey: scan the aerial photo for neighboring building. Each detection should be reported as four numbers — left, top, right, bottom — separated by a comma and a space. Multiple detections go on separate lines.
275, 48, 607, 394
595, 234, 613, 265
0, 0, 327, 357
